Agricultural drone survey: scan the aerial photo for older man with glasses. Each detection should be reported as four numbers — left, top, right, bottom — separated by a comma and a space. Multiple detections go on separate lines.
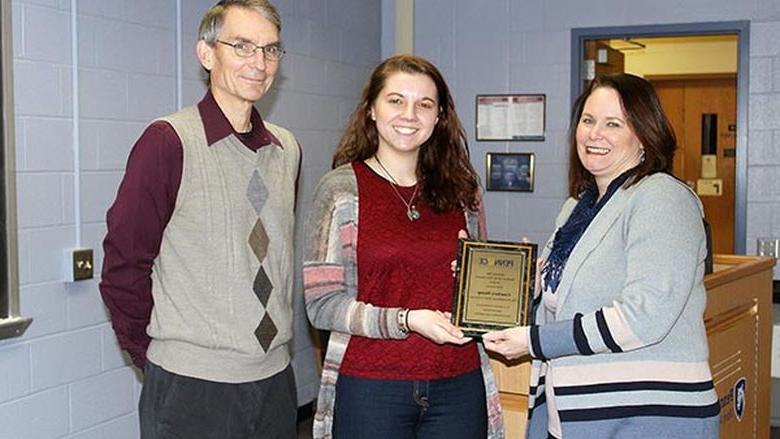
99, 1, 300, 437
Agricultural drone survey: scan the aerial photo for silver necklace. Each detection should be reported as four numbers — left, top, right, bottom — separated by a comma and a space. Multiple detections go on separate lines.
374, 156, 421, 221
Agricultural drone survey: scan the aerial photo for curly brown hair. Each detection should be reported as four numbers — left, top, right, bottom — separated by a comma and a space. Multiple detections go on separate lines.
568, 73, 677, 198
332, 55, 480, 212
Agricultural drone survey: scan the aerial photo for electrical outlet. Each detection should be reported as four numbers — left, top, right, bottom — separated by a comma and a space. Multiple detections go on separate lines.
69, 248, 94, 281
757, 238, 780, 259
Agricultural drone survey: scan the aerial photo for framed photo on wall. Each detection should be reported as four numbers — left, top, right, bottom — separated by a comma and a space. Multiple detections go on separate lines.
486, 152, 535, 192
476, 94, 545, 141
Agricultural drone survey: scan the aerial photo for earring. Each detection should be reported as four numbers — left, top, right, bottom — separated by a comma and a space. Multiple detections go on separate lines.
640, 148, 646, 163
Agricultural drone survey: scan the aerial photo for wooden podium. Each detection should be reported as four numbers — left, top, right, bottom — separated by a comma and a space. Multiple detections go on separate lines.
705, 255, 775, 438
489, 355, 531, 435
491, 254, 776, 438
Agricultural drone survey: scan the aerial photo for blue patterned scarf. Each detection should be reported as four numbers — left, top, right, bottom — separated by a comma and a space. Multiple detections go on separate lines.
542, 170, 635, 293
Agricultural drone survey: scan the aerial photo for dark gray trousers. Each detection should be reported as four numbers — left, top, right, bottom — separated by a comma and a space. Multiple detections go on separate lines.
140, 362, 297, 439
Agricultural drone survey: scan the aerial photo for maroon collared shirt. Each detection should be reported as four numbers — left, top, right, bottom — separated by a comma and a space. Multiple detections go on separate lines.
99, 91, 294, 369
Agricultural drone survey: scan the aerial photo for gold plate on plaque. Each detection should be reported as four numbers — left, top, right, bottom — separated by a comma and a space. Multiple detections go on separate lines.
451, 239, 537, 337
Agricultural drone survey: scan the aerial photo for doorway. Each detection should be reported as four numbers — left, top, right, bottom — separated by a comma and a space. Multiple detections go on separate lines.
653, 73, 737, 254
571, 22, 749, 254
581, 34, 738, 254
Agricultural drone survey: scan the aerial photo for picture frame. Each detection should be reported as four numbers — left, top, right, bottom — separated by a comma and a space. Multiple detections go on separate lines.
476, 94, 545, 141
486, 152, 535, 192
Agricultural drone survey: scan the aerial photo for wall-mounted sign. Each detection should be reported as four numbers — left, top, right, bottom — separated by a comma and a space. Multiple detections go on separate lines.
476, 94, 545, 141
485, 152, 535, 192
697, 179, 723, 196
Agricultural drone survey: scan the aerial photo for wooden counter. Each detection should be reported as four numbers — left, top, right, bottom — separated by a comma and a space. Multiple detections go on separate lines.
492, 254, 776, 438
489, 355, 530, 435
705, 255, 775, 438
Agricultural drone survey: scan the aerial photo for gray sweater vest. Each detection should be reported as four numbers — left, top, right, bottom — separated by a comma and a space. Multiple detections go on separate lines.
146, 106, 300, 383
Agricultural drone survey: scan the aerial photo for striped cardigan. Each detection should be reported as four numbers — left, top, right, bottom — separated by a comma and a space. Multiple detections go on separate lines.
303, 164, 504, 439
526, 173, 720, 438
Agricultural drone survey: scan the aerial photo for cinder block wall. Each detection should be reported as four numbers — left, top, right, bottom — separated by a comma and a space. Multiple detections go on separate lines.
414, 0, 780, 281
0, 1, 379, 437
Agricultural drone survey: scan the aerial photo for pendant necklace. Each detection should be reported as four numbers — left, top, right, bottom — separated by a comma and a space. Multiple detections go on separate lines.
374, 156, 421, 221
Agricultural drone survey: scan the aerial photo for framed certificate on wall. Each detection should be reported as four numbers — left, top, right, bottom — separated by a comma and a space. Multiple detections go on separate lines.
486, 152, 535, 192
476, 94, 545, 141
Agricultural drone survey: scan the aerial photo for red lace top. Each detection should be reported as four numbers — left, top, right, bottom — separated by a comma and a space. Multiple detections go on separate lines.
339, 161, 480, 380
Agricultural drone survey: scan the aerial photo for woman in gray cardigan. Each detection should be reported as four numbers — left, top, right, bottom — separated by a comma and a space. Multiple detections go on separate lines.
483, 74, 720, 438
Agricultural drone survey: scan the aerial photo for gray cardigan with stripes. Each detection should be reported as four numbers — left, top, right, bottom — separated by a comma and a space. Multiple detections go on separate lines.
526, 173, 720, 438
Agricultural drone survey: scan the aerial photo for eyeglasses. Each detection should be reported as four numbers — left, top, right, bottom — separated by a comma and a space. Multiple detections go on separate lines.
216, 40, 286, 61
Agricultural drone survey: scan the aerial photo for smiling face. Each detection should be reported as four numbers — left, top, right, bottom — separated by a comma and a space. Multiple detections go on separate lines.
197, 6, 279, 115
575, 86, 644, 194
370, 72, 439, 158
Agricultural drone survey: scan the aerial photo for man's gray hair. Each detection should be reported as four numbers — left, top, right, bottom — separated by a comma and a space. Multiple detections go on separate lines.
199, 0, 281, 45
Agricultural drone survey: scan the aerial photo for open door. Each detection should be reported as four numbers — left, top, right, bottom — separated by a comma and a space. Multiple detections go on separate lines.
578, 32, 741, 254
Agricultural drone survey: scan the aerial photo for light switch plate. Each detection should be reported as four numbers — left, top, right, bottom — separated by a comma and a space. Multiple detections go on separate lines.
65, 248, 94, 282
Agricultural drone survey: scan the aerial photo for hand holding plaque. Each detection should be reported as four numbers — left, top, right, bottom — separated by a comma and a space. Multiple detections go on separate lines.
451, 239, 537, 337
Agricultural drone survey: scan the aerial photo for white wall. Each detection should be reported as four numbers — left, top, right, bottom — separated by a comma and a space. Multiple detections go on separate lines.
623, 36, 738, 76
5, 0, 780, 436
415, 0, 780, 279
0, 0, 380, 437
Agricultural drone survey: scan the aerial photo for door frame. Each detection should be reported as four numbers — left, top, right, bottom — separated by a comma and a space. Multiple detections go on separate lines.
571, 21, 750, 254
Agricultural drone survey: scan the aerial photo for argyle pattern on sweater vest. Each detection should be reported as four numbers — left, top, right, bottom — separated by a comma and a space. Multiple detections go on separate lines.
146, 105, 300, 383
247, 170, 277, 351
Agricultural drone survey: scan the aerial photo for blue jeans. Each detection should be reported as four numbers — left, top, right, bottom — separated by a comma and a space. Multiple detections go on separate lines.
333, 368, 487, 439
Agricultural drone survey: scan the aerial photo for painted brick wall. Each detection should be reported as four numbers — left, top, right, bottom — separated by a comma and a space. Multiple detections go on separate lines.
0, 0, 380, 437
415, 0, 780, 278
